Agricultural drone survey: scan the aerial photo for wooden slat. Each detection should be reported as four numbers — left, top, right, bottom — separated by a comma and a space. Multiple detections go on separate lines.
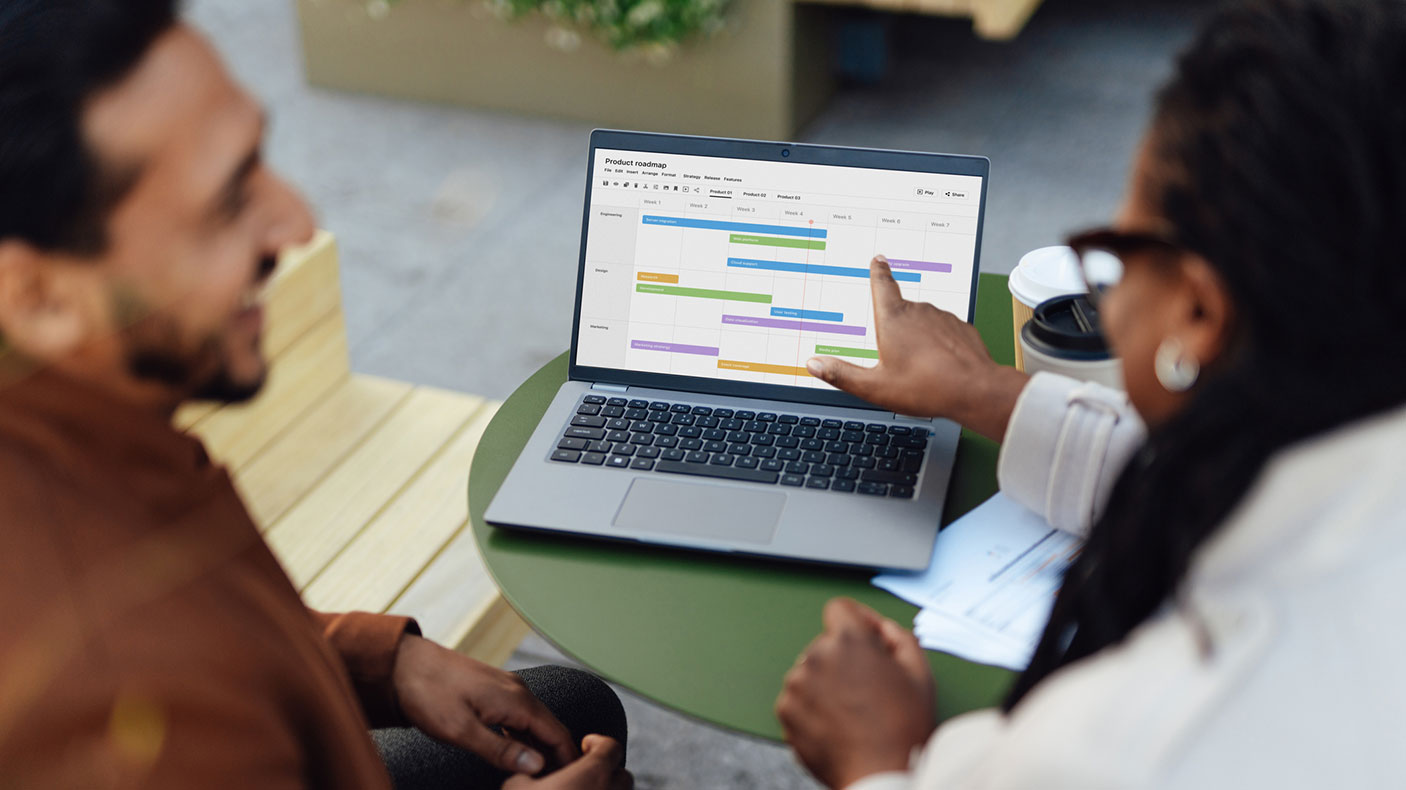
302, 400, 500, 613
389, 517, 528, 660
263, 230, 342, 361
187, 311, 351, 470
232, 375, 414, 528
264, 387, 485, 589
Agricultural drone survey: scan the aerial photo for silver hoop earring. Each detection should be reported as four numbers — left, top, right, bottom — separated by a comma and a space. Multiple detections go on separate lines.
1155, 337, 1199, 392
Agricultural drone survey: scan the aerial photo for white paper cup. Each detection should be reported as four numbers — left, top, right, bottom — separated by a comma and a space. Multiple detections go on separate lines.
1008, 246, 1088, 371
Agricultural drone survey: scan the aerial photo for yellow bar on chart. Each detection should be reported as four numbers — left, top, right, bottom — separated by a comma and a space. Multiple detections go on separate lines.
717, 359, 814, 378
636, 271, 680, 283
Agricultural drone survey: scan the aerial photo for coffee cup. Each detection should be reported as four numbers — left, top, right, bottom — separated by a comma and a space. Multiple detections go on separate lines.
1019, 293, 1123, 389
1008, 246, 1088, 371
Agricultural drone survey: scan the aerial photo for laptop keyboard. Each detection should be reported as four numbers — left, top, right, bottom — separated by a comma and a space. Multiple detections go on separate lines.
550, 395, 928, 498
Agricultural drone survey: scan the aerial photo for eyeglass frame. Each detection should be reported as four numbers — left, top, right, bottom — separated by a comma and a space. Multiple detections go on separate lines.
1065, 226, 1186, 308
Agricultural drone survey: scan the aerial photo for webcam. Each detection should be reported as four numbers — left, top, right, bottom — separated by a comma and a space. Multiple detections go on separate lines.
781, 148, 791, 158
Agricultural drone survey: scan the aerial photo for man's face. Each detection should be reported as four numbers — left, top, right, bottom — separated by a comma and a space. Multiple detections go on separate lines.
69, 25, 313, 404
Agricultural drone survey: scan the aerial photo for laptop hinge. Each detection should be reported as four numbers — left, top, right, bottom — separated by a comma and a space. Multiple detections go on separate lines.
590, 383, 630, 393
891, 413, 936, 425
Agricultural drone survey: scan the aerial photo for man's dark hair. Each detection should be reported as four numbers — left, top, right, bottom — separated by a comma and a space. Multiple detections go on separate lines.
0, 0, 179, 255
1006, 0, 1406, 711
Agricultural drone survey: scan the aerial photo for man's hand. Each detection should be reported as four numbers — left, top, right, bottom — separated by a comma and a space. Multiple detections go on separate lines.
805, 256, 1029, 442
502, 736, 632, 790
776, 598, 937, 790
392, 635, 578, 775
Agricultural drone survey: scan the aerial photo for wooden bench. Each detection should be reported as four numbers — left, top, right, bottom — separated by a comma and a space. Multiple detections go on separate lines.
174, 231, 529, 665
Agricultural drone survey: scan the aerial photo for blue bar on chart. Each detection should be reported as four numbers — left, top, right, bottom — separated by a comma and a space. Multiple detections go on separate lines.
642, 215, 827, 239
727, 257, 921, 283
770, 307, 844, 322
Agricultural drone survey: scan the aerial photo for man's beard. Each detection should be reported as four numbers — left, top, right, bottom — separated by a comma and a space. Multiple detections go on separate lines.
127, 342, 265, 404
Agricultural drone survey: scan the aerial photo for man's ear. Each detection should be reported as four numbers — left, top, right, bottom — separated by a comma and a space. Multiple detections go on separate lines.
0, 240, 101, 360
1177, 254, 1236, 370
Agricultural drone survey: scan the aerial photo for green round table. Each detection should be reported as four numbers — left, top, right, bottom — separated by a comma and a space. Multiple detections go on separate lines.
471, 274, 1018, 740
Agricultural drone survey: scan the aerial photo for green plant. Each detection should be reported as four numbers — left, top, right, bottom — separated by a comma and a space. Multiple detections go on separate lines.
371, 0, 732, 52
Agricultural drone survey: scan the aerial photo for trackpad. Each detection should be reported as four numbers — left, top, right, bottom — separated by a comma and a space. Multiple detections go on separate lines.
613, 478, 785, 545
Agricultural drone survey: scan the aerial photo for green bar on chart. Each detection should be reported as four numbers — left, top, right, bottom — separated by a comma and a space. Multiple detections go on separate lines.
729, 234, 827, 251
636, 283, 772, 303
814, 345, 879, 359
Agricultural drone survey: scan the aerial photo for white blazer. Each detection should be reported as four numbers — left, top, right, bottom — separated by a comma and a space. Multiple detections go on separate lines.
852, 372, 1406, 789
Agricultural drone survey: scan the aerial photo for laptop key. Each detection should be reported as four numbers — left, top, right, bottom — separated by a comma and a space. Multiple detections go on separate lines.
709, 453, 736, 466
606, 430, 630, 442
754, 446, 776, 458
778, 449, 802, 461
799, 417, 820, 426
821, 419, 843, 429
649, 401, 669, 411
704, 441, 727, 453
655, 460, 780, 485
627, 399, 648, 409
713, 408, 734, 418
588, 440, 613, 453
577, 403, 602, 416
606, 418, 630, 430
760, 459, 784, 472
865, 423, 887, 433
637, 446, 661, 458
625, 408, 648, 420
631, 458, 655, 471
670, 403, 691, 413
779, 414, 800, 424
692, 406, 713, 415
857, 482, 889, 496
551, 450, 581, 463
831, 478, 856, 492
861, 470, 918, 486
583, 395, 606, 405
805, 477, 830, 490
890, 485, 915, 499
606, 455, 632, 468
566, 427, 606, 440
736, 456, 759, 469
601, 405, 625, 418
581, 452, 606, 465
606, 397, 628, 406
662, 449, 686, 461
571, 415, 606, 428
685, 450, 708, 463
844, 421, 865, 431
900, 457, 923, 473
779, 474, 805, 487
792, 425, 817, 438
680, 439, 703, 450
558, 437, 590, 450
810, 464, 836, 477
836, 467, 861, 480
653, 435, 679, 448
611, 443, 636, 456
785, 461, 810, 475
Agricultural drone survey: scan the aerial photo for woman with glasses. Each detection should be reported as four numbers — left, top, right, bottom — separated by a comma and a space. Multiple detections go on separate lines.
777, 1, 1406, 788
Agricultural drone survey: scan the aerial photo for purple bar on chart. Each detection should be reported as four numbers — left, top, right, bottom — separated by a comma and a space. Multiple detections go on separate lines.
630, 340, 720, 356
885, 258, 953, 273
721, 314, 866, 337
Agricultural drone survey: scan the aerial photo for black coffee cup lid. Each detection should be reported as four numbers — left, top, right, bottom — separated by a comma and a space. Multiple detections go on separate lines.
1020, 293, 1111, 359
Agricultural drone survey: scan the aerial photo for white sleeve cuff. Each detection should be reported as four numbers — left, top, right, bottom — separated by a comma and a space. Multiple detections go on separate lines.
845, 771, 913, 790
997, 372, 1145, 538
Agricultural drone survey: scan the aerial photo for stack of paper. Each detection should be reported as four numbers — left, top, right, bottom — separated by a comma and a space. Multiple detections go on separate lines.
873, 493, 1083, 671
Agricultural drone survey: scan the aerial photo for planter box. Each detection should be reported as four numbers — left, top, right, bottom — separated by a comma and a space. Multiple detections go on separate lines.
296, 0, 835, 140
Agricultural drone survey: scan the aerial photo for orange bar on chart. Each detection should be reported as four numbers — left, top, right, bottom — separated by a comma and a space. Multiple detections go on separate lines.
717, 359, 814, 378
636, 271, 680, 283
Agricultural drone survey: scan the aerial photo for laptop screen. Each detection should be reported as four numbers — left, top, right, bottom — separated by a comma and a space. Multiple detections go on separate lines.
573, 140, 985, 396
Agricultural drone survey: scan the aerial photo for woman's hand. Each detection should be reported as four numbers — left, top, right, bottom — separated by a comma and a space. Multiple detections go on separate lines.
776, 598, 937, 789
805, 257, 1029, 442
392, 635, 578, 776
501, 736, 632, 790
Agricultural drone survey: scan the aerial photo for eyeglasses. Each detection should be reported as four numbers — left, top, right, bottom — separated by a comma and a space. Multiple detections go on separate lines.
1065, 227, 1184, 308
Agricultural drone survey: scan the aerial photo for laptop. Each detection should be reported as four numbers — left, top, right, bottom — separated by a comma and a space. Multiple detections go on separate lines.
485, 130, 990, 571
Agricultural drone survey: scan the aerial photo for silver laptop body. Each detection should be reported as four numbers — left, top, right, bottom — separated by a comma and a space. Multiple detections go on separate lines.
485, 131, 990, 571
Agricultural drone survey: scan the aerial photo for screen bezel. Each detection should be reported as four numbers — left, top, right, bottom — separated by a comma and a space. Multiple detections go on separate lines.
569, 129, 991, 412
